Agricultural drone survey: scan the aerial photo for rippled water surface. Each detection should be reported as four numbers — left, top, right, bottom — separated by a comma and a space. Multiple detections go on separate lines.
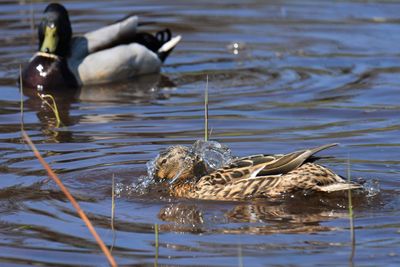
1, 0, 400, 266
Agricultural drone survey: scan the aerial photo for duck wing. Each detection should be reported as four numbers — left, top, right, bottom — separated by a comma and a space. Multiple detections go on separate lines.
257, 143, 338, 176
69, 16, 139, 59
202, 143, 338, 184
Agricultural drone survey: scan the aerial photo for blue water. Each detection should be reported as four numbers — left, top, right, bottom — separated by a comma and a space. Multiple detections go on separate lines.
0, 0, 399, 266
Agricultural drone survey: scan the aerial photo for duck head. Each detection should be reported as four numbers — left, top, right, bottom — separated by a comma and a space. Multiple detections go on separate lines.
38, 3, 72, 57
154, 146, 208, 184
21, 3, 78, 91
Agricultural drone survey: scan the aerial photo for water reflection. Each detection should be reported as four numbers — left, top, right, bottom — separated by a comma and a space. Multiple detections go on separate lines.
1, 0, 400, 266
157, 192, 375, 235
22, 73, 175, 142
23, 87, 77, 142
157, 200, 339, 234
78, 73, 173, 104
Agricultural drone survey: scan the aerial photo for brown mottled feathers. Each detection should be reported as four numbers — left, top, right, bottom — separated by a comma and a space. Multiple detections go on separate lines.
154, 143, 362, 200
198, 143, 339, 185
154, 145, 207, 181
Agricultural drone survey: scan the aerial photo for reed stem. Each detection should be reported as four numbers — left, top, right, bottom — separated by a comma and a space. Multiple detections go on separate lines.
347, 157, 355, 265
204, 75, 209, 142
19, 81, 117, 266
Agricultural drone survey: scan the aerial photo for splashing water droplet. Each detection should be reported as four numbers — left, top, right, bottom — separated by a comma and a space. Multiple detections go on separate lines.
191, 140, 234, 172
114, 182, 138, 197
122, 140, 235, 195
114, 182, 125, 197
362, 178, 380, 197
146, 157, 157, 179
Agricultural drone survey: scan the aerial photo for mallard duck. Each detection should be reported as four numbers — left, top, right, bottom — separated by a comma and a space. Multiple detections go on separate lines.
153, 143, 362, 200
21, 3, 181, 91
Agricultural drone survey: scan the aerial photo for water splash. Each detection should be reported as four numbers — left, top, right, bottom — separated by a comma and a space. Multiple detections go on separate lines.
190, 140, 234, 172
115, 174, 158, 197
129, 155, 160, 195
362, 178, 380, 197
115, 182, 134, 197
115, 149, 163, 196
115, 140, 235, 196
146, 156, 157, 179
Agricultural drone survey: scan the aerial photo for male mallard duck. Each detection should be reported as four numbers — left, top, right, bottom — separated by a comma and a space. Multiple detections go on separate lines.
153, 143, 362, 200
21, 3, 181, 91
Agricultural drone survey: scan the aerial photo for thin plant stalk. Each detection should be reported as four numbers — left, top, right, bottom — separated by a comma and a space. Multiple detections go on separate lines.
347, 157, 355, 265
20, 82, 117, 266
204, 75, 209, 142
30, 0, 35, 50
110, 174, 116, 252
154, 223, 159, 267
37, 93, 62, 127
19, 65, 24, 130
111, 174, 115, 229
238, 243, 243, 267
22, 131, 117, 267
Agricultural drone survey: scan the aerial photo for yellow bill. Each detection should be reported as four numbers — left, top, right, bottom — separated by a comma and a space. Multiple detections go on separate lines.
40, 25, 58, 53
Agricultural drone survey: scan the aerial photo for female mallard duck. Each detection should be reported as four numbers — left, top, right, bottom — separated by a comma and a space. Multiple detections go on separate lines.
153, 143, 362, 200
21, 3, 181, 91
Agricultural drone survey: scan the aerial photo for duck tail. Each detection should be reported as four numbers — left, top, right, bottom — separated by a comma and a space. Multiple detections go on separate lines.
317, 182, 362, 192
157, 33, 182, 62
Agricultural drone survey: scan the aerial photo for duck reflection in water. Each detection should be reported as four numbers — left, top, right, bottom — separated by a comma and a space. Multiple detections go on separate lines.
157, 194, 365, 234
22, 73, 174, 142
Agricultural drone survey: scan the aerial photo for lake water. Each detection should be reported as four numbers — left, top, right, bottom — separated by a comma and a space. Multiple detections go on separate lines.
0, 0, 399, 266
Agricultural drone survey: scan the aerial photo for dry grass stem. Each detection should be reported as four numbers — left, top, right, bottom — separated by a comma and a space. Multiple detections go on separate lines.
238, 243, 243, 267
347, 157, 355, 265
204, 75, 209, 142
19, 65, 24, 130
154, 223, 159, 267
21, 131, 118, 267
110, 174, 116, 253
111, 174, 116, 229
30, 0, 35, 46
19, 82, 116, 266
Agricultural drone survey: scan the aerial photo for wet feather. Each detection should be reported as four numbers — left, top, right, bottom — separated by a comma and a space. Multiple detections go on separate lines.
153, 143, 362, 201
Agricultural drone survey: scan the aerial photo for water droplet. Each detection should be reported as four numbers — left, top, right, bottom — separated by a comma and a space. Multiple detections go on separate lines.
362, 178, 380, 197
191, 140, 234, 172
227, 42, 246, 55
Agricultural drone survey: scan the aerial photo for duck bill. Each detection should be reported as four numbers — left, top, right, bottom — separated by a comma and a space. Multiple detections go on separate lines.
40, 25, 59, 54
